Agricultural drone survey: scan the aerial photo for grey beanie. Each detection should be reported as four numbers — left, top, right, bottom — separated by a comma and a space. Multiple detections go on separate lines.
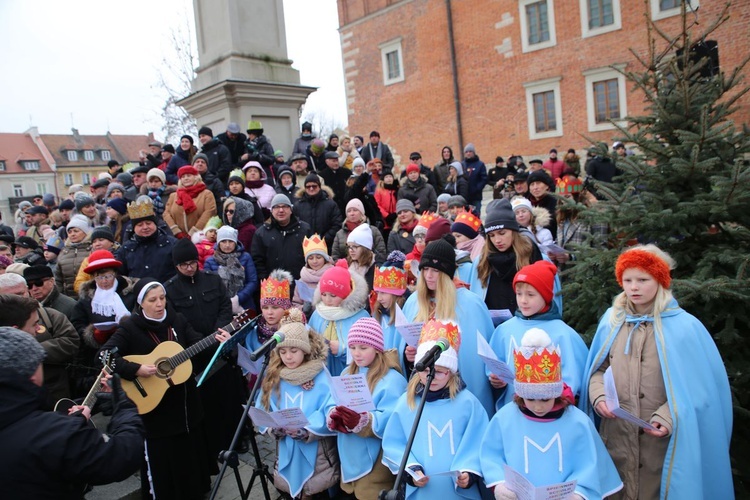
0, 327, 46, 378
464, 143, 476, 154
271, 193, 292, 208
116, 172, 133, 187
106, 182, 125, 198
193, 153, 209, 165
447, 195, 468, 208
437, 193, 452, 205
395, 199, 416, 214
74, 195, 95, 212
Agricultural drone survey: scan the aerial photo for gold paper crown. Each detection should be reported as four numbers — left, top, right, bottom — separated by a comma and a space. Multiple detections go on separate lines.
454, 212, 481, 231
127, 199, 155, 220
260, 276, 291, 301
514, 344, 562, 386
373, 266, 407, 293
302, 234, 328, 258
417, 212, 439, 229
419, 319, 461, 352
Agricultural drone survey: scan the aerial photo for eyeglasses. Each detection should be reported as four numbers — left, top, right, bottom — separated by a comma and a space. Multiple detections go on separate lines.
413, 234, 425, 240
347, 244, 361, 251
94, 273, 116, 281
305, 184, 319, 190
272, 206, 290, 211
27, 278, 50, 289
177, 260, 199, 270
225, 209, 235, 214
421, 369, 451, 378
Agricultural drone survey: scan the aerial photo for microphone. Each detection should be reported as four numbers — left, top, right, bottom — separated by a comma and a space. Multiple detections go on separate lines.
250, 332, 285, 361
414, 338, 450, 371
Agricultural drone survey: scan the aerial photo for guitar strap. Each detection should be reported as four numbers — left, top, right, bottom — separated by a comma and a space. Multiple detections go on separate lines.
146, 327, 176, 346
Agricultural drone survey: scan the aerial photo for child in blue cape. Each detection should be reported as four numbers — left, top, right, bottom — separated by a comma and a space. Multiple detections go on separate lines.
371, 251, 410, 370
309, 260, 369, 376
579, 245, 733, 499
256, 309, 339, 499
382, 319, 489, 499
326, 317, 406, 498
244, 269, 294, 354
481, 328, 622, 500
488, 260, 587, 410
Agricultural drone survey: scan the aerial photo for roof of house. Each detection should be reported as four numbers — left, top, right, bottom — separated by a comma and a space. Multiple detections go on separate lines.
41, 129, 155, 167
0, 133, 54, 174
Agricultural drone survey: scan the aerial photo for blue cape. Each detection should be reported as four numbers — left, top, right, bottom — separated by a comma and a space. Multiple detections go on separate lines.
578, 300, 733, 499
403, 287, 495, 416
309, 309, 371, 376
480, 404, 622, 498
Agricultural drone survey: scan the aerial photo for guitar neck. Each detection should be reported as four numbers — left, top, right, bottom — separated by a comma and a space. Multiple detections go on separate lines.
167, 317, 246, 367
81, 365, 112, 409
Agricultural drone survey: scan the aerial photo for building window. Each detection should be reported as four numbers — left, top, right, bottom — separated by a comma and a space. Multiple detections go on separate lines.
101, 150, 111, 161
520, 0, 556, 53
64, 173, 74, 186
67, 150, 78, 161
84, 150, 95, 161
0, 161, 5, 171
524, 77, 563, 140
13, 184, 23, 197
584, 65, 628, 132
580, 0, 621, 37
82, 173, 91, 185
651, 0, 698, 21
379, 38, 405, 86
21, 161, 40, 171
36, 183, 48, 195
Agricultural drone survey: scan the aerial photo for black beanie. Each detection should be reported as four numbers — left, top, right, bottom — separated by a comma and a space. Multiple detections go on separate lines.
90, 226, 115, 243
484, 199, 519, 233
172, 238, 199, 266
198, 126, 213, 138
305, 173, 321, 186
181, 134, 194, 145
419, 239, 457, 278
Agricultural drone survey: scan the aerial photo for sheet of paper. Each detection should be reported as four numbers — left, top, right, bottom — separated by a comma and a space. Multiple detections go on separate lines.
603, 367, 657, 431
395, 304, 423, 347
504, 465, 577, 500
236, 344, 263, 376
93, 321, 119, 330
477, 331, 515, 383
247, 406, 310, 429
429, 470, 460, 479
383, 457, 421, 480
489, 309, 513, 322
546, 243, 567, 255
294, 280, 314, 303
328, 372, 376, 412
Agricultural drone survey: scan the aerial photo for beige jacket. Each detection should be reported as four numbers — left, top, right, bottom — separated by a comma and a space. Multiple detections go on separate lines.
589, 319, 672, 500
163, 186, 217, 236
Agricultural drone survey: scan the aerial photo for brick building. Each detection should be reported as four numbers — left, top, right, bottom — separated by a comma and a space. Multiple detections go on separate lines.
337, 0, 750, 167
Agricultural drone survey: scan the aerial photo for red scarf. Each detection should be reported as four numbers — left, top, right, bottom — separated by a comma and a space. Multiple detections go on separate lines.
175, 183, 206, 214
345, 220, 360, 232
400, 218, 418, 232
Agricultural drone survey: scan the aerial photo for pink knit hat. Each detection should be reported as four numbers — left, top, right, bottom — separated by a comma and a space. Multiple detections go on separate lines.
348, 317, 384, 352
319, 260, 352, 299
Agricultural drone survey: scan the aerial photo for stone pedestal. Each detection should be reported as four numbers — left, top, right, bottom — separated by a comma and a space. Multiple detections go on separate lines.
179, 0, 315, 154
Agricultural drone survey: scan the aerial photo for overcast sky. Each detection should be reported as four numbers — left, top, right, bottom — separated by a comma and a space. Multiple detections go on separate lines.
0, 0, 347, 138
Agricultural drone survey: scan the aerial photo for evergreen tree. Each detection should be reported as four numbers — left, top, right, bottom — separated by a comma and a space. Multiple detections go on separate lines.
562, 4, 750, 492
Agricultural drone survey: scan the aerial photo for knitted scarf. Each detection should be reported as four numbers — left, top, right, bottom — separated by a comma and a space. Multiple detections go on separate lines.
91, 279, 130, 322
345, 220, 360, 232
280, 359, 325, 386
212, 250, 246, 296
175, 183, 206, 214
147, 186, 166, 216
246, 179, 265, 189
256, 315, 279, 344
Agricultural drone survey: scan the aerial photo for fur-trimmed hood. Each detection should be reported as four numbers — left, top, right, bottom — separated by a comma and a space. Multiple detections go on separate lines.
311, 268, 369, 314
294, 183, 335, 201
304, 325, 330, 363
78, 275, 138, 300
531, 206, 551, 228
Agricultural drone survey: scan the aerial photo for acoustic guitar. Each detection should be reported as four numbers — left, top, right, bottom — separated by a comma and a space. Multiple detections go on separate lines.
54, 348, 118, 421
121, 311, 253, 414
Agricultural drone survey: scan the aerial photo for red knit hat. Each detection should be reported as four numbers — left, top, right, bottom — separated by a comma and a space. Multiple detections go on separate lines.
177, 165, 199, 178
406, 163, 420, 175
513, 260, 558, 306
348, 317, 384, 352
615, 248, 671, 289
319, 259, 352, 299
425, 217, 451, 244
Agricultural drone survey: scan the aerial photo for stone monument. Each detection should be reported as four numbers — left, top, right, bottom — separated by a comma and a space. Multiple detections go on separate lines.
179, 0, 315, 154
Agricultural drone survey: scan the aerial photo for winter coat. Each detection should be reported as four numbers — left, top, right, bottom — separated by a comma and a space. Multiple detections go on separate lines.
274, 166, 298, 203
245, 134, 276, 185
165, 149, 189, 185
0, 368, 144, 499
564, 154, 581, 176
529, 193, 558, 240
250, 214, 312, 280
40, 286, 77, 318
397, 176, 437, 214
331, 222, 387, 265
163, 185, 217, 236
244, 165, 278, 209
294, 185, 343, 249
35, 305, 80, 406
200, 138, 233, 184
164, 270, 233, 336
462, 155, 488, 202
319, 166, 353, 214
139, 183, 176, 210
543, 158, 566, 180
337, 146, 360, 170
374, 184, 399, 229
306, 147, 328, 173
585, 155, 618, 184
359, 142, 394, 171
443, 175, 469, 200
386, 220, 416, 255
293, 135, 314, 156
55, 238, 92, 297
216, 131, 248, 167
204, 244, 258, 311
343, 172, 383, 228
116, 228, 178, 284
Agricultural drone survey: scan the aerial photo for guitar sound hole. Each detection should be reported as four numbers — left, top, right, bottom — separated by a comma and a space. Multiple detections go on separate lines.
156, 359, 173, 378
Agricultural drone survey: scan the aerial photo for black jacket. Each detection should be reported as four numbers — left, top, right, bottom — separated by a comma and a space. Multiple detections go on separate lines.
250, 214, 312, 280
201, 138, 233, 185
293, 186, 343, 249
398, 176, 438, 214
216, 131, 248, 168
318, 166, 353, 214
0, 368, 144, 498
344, 172, 384, 228
360, 142, 395, 171
116, 229, 178, 284
245, 134, 276, 186
164, 270, 233, 336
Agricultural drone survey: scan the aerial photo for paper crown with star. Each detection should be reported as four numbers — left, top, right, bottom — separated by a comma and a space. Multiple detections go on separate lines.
260, 269, 293, 307
513, 328, 563, 400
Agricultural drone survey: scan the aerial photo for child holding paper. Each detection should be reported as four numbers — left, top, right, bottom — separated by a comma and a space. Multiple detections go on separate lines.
382, 319, 488, 499
245, 269, 294, 355
579, 245, 733, 499
257, 308, 340, 499
488, 261, 587, 410
309, 260, 370, 376
480, 328, 622, 500
371, 251, 410, 366
327, 317, 406, 498
293, 234, 333, 314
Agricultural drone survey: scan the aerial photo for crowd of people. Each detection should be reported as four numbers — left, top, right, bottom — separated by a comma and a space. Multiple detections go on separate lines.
0, 122, 733, 500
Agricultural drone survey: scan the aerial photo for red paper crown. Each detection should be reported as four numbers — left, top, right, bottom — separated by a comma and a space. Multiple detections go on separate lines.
454, 212, 481, 231
373, 266, 407, 294
556, 175, 583, 195
419, 319, 461, 352
417, 212, 439, 229
260, 276, 290, 301
514, 345, 562, 385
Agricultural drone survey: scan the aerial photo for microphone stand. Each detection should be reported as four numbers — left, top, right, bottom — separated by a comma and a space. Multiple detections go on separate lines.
379, 365, 436, 500
209, 352, 274, 500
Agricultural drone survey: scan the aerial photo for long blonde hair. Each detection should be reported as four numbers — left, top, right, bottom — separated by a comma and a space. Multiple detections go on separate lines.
415, 272, 457, 322
475, 231, 534, 288
372, 294, 407, 325
347, 350, 392, 393
406, 371, 461, 409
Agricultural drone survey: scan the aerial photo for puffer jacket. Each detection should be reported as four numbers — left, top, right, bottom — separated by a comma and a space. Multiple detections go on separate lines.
55, 238, 92, 297
331, 222, 387, 265
274, 166, 298, 203
294, 185, 343, 249
462, 155, 488, 202
245, 134, 276, 186
164, 270, 233, 336
244, 164, 277, 209
397, 176, 437, 214
204, 243, 258, 311
225, 196, 257, 251
201, 138, 233, 184
116, 228, 178, 284
163, 184, 217, 236
250, 214, 312, 280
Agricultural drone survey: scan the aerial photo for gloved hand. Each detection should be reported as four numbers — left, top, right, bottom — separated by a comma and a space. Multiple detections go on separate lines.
230, 295, 243, 314
176, 232, 190, 240
326, 408, 349, 433
494, 483, 517, 500
270, 427, 286, 438
289, 428, 309, 441
336, 405, 370, 433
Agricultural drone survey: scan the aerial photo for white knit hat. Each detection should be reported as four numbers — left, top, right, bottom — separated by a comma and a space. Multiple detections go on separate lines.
347, 223, 373, 250
66, 214, 93, 235
511, 196, 533, 213
216, 226, 238, 244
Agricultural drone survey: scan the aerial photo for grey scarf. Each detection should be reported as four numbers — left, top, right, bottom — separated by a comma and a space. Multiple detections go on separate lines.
212, 250, 246, 296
